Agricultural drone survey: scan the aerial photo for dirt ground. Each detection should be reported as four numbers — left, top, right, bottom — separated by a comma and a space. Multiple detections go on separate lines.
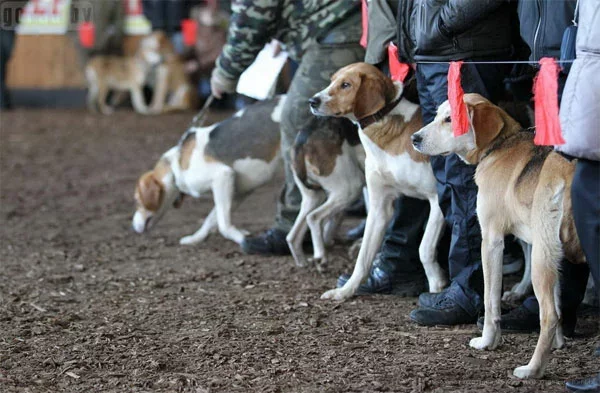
0, 108, 598, 393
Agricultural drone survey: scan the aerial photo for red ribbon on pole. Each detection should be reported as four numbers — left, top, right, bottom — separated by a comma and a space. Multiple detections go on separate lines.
360, 0, 368, 48
448, 61, 469, 137
388, 43, 410, 82
79, 22, 95, 49
181, 19, 198, 47
533, 57, 565, 145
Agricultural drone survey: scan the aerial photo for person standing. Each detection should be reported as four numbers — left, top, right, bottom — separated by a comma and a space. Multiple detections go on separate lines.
210, 0, 365, 255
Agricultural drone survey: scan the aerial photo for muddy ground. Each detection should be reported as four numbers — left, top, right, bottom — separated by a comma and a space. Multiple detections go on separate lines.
0, 108, 598, 393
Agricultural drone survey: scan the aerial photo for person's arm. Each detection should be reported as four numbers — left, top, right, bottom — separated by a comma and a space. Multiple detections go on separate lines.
438, 0, 507, 36
211, 0, 278, 97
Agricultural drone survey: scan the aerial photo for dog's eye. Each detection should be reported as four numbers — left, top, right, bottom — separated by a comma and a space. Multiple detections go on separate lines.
444, 116, 452, 123
341, 82, 351, 89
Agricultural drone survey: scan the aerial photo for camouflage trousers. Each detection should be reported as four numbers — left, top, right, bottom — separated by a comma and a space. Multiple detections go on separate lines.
275, 39, 364, 232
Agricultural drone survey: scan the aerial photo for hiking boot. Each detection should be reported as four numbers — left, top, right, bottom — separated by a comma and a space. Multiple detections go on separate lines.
410, 296, 478, 326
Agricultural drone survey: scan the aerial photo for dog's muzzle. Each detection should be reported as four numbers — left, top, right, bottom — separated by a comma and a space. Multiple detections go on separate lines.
411, 133, 423, 151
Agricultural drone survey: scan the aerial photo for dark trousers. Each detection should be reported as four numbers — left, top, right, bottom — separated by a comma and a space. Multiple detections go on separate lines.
416, 62, 508, 315
0, 29, 15, 109
572, 159, 600, 295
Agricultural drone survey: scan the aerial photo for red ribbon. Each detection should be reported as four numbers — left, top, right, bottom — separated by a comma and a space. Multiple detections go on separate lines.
448, 61, 469, 137
533, 57, 565, 145
388, 43, 410, 82
360, 0, 368, 48
181, 19, 198, 47
78, 22, 95, 49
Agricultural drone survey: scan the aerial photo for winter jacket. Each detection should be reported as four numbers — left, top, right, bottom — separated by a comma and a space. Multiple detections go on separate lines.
142, 0, 195, 34
397, 0, 518, 62
216, 0, 360, 80
518, 0, 576, 61
557, 0, 600, 161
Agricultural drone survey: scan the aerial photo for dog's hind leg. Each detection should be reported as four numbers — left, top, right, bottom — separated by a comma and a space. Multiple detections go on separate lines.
286, 172, 324, 267
323, 211, 344, 247
97, 84, 114, 115
469, 223, 504, 351
212, 168, 248, 245
130, 86, 150, 115
514, 184, 565, 379
419, 198, 447, 293
180, 207, 218, 245
321, 173, 394, 301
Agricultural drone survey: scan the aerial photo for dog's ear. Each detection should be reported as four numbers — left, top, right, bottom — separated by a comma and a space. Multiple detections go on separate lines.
353, 73, 389, 119
173, 193, 185, 209
137, 172, 164, 212
468, 100, 505, 150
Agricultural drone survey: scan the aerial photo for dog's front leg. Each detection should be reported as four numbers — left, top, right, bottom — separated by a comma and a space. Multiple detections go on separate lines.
212, 169, 247, 245
469, 226, 504, 350
149, 65, 169, 114
419, 198, 448, 293
180, 207, 218, 245
286, 172, 325, 267
321, 174, 393, 301
503, 240, 532, 302
130, 86, 150, 115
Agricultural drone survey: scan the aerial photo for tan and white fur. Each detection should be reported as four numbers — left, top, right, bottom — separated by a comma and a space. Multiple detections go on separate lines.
85, 34, 163, 115
286, 117, 365, 269
133, 97, 285, 245
411, 93, 586, 379
310, 63, 448, 301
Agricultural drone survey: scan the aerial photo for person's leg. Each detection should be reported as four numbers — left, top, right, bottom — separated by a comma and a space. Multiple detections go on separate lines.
241, 40, 364, 255
411, 62, 508, 325
0, 30, 15, 109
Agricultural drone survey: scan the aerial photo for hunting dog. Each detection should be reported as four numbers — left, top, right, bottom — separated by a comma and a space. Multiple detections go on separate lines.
286, 117, 365, 269
411, 93, 586, 379
309, 62, 448, 300
132, 97, 285, 245
86, 34, 163, 115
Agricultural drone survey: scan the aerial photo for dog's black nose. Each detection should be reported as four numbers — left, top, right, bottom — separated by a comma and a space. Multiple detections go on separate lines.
309, 96, 321, 109
411, 133, 423, 144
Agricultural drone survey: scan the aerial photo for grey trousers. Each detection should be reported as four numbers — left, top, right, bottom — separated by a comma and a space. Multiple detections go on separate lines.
275, 37, 364, 231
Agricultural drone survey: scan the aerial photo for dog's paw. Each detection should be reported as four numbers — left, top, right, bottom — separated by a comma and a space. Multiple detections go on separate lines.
513, 365, 543, 379
502, 290, 524, 303
179, 235, 203, 245
469, 336, 499, 350
320, 288, 352, 301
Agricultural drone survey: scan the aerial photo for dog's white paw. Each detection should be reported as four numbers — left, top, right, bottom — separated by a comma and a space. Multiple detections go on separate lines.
513, 365, 543, 379
179, 235, 203, 245
469, 336, 499, 350
502, 290, 524, 303
320, 288, 352, 301
241, 229, 251, 236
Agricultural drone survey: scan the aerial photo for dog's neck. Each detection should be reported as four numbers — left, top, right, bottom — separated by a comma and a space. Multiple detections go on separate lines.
465, 111, 523, 165
357, 83, 409, 129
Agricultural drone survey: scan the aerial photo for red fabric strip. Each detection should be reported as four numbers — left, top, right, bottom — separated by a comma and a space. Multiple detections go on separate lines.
79, 22, 95, 49
181, 19, 198, 47
448, 61, 469, 137
388, 43, 410, 82
360, 0, 368, 48
533, 57, 565, 145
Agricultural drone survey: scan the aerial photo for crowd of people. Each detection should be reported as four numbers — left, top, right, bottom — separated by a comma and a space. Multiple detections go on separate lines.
207, 0, 599, 391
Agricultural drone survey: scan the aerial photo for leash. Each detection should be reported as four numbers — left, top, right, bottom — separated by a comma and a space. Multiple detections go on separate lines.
190, 94, 215, 128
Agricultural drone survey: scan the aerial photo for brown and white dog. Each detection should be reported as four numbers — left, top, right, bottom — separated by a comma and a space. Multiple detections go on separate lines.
309, 62, 448, 300
411, 93, 586, 379
133, 96, 285, 244
286, 117, 365, 269
85, 34, 163, 115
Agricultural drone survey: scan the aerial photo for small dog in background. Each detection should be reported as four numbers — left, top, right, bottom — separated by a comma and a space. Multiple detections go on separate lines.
133, 96, 285, 245
286, 117, 365, 270
85, 33, 163, 115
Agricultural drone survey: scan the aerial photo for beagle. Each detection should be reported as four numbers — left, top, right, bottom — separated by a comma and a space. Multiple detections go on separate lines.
286, 117, 365, 269
132, 96, 285, 245
412, 93, 586, 379
86, 33, 163, 115
309, 62, 448, 301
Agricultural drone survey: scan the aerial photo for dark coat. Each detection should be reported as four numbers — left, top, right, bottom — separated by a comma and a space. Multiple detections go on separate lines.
397, 0, 519, 62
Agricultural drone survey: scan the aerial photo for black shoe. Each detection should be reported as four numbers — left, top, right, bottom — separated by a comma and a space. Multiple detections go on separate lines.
336, 255, 427, 297
345, 219, 365, 241
418, 291, 446, 308
410, 297, 478, 326
476, 304, 576, 337
566, 373, 600, 392
240, 228, 290, 256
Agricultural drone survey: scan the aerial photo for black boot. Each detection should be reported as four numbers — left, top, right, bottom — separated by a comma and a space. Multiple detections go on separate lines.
241, 228, 290, 256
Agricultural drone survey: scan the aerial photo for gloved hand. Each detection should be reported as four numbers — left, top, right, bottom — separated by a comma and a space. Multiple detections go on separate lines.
210, 68, 237, 99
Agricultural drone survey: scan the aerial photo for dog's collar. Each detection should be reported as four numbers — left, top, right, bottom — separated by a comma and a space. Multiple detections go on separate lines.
358, 94, 404, 129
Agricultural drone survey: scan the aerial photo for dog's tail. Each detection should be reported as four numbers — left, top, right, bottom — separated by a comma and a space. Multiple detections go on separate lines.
292, 128, 321, 191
